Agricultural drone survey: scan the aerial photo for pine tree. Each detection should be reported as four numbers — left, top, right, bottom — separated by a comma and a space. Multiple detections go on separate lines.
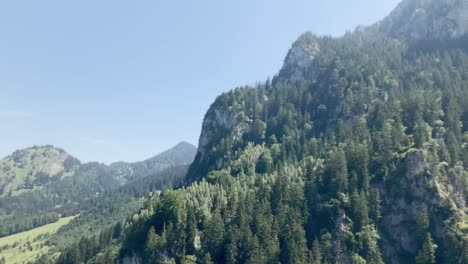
346, 143, 369, 191
349, 171, 359, 193
417, 205, 430, 243
414, 116, 429, 148
415, 233, 437, 264
351, 254, 366, 264
67, 243, 83, 264
351, 191, 370, 231
280, 210, 308, 264
102, 249, 114, 264
201, 252, 214, 264
202, 209, 225, 262
320, 232, 333, 264
326, 149, 348, 195
185, 207, 197, 255
311, 239, 322, 264
181, 255, 197, 264
225, 226, 239, 264
357, 225, 383, 264
368, 188, 381, 224
144, 226, 159, 263
160, 225, 169, 263
333, 239, 345, 264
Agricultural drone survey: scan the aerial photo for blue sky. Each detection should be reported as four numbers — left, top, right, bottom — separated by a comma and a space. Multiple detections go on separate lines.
0, 0, 402, 163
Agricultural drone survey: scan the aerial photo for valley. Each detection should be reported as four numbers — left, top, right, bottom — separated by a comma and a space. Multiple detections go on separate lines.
0, 216, 75, 264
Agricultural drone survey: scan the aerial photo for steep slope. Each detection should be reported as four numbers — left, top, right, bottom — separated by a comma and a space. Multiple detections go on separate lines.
58, 1, 468, 264
184, 34, 468, 263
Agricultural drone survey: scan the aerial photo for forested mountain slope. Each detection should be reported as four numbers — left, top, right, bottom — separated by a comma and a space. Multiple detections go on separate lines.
0, 142, 196, 238
0, 143, 195, 263
54, 0, 468, 263
112, 142, 197, 183
48, 164, 191, 251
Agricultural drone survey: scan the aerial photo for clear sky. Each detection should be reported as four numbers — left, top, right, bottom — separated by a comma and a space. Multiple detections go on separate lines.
0, 0, 402, 163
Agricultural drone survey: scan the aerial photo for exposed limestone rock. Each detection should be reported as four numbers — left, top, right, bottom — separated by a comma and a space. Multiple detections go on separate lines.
277, 32, 321, 84
379, 149, 464, 262
198, 107, 249, 155
379, 0, 468, 42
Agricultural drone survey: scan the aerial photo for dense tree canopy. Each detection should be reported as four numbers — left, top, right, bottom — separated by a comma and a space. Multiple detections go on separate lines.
108, 30, 468, 264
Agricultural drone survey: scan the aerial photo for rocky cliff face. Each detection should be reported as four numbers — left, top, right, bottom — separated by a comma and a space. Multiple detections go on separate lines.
191, 0, 468, 180
379, 0, 468, 42
277, 32, 322, 84
198, 107, 248, 156
186, 96, 251, 182
380, 149, 467, 263
189, 33, 323, 178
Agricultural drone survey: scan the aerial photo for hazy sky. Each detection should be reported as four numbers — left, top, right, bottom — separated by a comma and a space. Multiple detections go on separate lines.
0, 0, 402, 163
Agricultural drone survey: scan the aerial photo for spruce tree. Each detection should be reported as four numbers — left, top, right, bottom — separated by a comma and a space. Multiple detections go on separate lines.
185, 207, 197, 255
144, 226, 159, 263
326, 149, 348, 195
311, 239, 322, 264
357, 225, 383, 264
415, 233, 437, 264
417, 205, 430, 243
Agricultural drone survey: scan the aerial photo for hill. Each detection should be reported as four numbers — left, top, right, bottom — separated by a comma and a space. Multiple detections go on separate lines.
0, 142, 196, 239
0, 145, 80, 197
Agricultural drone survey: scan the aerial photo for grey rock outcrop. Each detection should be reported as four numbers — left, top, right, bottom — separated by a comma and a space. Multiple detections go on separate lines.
198, 107, 249, 156
277, 32, 321, 84
379, 0, 468, 42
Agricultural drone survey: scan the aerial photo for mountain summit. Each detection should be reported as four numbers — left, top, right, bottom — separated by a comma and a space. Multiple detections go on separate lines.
0, 145, 79, 196
378, 0, 468, 42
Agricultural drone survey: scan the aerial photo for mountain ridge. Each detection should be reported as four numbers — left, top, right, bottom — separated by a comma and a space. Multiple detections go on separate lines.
178, 1, 468, 263
5, 0, 468, 263
378, 0, 468, 42
0, 141, 196, 197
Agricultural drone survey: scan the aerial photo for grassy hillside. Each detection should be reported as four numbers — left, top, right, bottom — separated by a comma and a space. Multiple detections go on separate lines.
0, 146, 79, 197
0, 216, 75, 264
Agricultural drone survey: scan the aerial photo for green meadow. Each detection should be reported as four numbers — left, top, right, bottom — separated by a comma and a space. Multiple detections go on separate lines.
0, 216, 74, 264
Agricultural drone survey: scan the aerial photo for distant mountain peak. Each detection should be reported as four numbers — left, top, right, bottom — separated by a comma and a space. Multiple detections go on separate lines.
6, 144, 66, 157
152, 141, 197, 159
379, 0, 468, 42
5, 145, 72, 166
0, 145, 79, 196
172, 141, 197, 150
111, 142, 197, 182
